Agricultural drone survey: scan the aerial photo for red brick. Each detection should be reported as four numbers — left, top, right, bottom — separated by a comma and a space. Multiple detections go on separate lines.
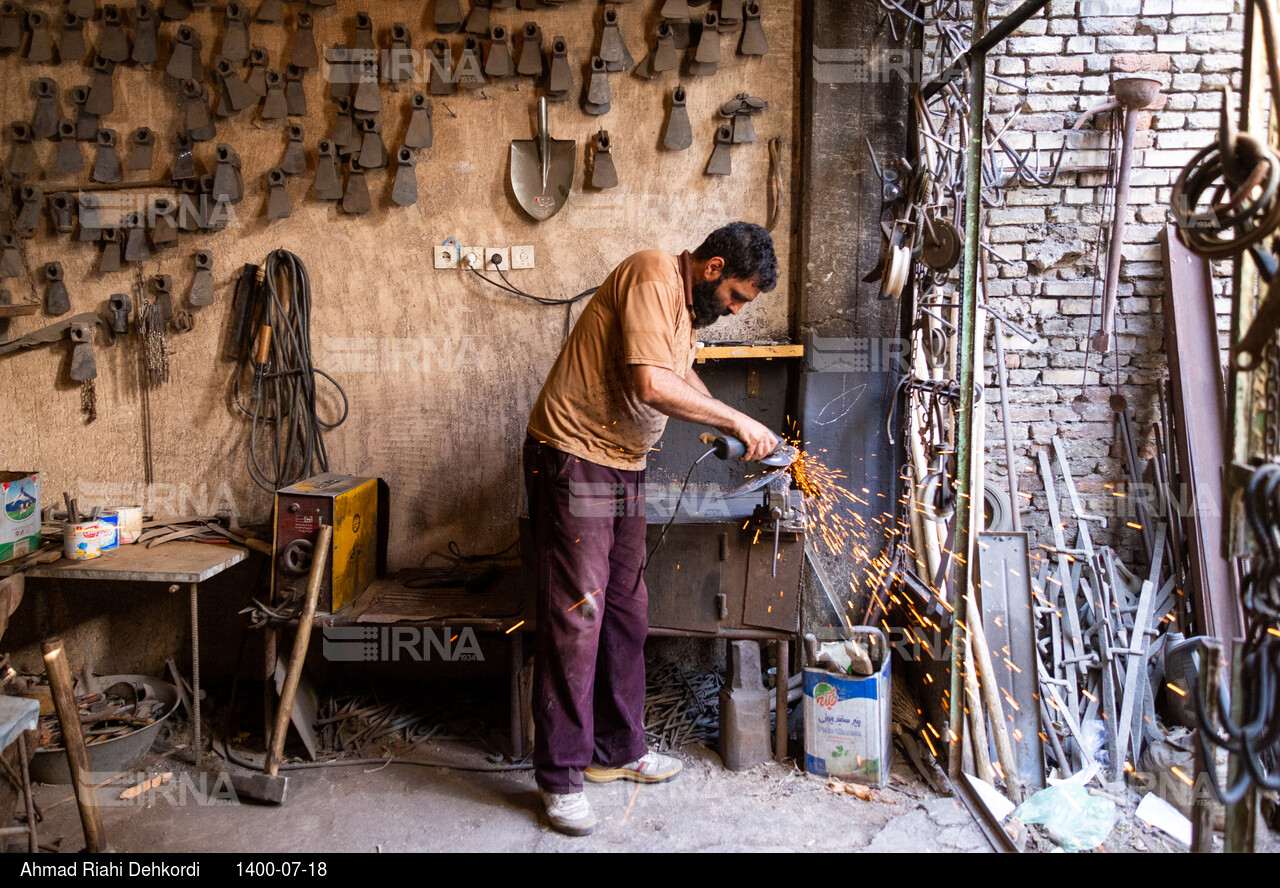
1111, 52, 1172, 72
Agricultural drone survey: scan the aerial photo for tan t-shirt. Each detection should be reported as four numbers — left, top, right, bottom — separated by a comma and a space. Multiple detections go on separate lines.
527, 249, 697, 471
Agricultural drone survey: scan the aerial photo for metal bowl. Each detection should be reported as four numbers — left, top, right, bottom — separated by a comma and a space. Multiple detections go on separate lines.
29, 674, 180, 785
1113, 76, 1162, 109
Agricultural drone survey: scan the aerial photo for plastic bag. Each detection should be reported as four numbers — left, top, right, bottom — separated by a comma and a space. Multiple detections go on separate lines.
1015, 781, 1116, 852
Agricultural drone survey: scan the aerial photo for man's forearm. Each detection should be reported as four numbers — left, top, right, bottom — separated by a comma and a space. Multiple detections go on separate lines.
631, 365, 744, 431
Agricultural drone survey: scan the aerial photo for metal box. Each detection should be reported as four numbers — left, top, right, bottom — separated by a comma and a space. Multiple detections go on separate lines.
273, 473, 388, 614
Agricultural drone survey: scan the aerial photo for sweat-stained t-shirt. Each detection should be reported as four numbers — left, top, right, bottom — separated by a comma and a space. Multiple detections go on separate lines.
527, 249, 698, 471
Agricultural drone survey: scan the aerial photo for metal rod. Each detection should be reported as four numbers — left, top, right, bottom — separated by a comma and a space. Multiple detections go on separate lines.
1096, 104, 1140, 351
948, 0, 988, 778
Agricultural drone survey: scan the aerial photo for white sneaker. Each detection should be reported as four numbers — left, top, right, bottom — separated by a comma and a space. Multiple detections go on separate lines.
584, 751, 683, 784
540, 789, 597, 836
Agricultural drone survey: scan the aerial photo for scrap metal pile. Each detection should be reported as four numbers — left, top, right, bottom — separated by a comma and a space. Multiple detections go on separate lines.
642, 661, 722, 753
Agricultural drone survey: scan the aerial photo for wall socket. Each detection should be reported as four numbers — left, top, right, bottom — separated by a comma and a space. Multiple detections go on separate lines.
510, 246, 535, 269
459, 246, 483, 269
484, 247, 509, 270
433, 244, 458, 269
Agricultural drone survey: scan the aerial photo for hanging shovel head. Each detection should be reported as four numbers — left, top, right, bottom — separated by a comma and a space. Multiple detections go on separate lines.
510, 96, 574, 221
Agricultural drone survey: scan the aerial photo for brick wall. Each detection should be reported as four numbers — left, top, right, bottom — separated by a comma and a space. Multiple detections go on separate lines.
926, 1, 1242, 566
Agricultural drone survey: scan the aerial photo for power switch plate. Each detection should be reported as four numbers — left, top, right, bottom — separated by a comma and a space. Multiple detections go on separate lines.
510, 245, 535, 269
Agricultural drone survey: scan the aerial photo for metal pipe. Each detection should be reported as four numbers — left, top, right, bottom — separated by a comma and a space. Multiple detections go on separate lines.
1095, 105, 1140, 353
948, 0, 989, 778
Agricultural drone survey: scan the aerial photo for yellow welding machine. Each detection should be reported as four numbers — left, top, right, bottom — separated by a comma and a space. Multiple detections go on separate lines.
272, 473, 388, 613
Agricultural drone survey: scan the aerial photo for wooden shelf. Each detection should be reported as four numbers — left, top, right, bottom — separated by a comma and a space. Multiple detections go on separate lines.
695, 344, 804, 362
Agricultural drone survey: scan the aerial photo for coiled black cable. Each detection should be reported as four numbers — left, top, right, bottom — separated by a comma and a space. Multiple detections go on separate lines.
233, 250, 349, 493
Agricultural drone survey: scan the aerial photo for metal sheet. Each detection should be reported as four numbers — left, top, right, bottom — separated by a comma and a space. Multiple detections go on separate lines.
742, 530, 802, 632
976, 531, 1045, 790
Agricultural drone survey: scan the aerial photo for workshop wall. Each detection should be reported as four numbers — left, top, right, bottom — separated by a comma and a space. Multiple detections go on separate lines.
957, 0, 1242, 564
0, 0, 798, 571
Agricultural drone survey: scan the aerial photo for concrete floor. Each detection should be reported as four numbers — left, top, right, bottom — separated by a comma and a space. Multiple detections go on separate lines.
24, 742, 961, 853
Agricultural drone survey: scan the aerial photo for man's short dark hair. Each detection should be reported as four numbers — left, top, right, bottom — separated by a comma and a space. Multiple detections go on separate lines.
693, 222, 778, 292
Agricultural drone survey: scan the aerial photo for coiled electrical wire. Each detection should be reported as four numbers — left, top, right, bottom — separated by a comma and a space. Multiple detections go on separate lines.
233, 250, 349, 493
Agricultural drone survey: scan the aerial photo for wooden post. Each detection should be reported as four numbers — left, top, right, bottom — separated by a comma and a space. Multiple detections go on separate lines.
42, 637, 105, 852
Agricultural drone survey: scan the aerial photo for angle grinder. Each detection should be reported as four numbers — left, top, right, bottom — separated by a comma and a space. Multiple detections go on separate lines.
698, 432, 798, 467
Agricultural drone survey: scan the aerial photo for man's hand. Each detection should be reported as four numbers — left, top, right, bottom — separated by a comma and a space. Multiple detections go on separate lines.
724, 415, 779, 463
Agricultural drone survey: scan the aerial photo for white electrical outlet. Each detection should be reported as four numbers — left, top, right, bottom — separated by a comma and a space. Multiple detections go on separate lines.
484, 247, 509, 271
434, 245, 458, 269
510, 245, 535, 269
459, 246, 483, 269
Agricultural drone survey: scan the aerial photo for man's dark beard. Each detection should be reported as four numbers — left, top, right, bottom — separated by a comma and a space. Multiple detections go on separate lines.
691, 276, 730, 329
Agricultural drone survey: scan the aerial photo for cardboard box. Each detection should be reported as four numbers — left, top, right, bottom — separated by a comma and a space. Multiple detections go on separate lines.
1, 471, 41, 563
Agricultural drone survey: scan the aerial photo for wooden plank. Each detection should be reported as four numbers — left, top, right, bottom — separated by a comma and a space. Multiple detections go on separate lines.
8, 541, 248, 584
695, 344, 805, 362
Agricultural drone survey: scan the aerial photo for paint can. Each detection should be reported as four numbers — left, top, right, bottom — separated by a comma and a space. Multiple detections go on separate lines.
106, 506, 143, 545
63, 519, 113, 560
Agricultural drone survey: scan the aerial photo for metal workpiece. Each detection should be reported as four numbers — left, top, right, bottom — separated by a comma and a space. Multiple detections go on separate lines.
256, 0, 282, 25
663, 85, 692, 151
458, 36, 487, 90
266, 167, 290, 220
435, 0, 463, 33
404, 92, 433, 149
590, 130, 617, 190
129, 126, 156, 171
91, 128, 120, 183
313, 140, 342, 200
645, 20, 679, 77
353, 11, 374, 51
0, 235, 18, 278
464, 0, 490, 36
72, 86, 97, 141
215, 59, 258, 115
390, 146, 417, 207
429, 38, 454, 95
8, 121, 34, 177
0, 2, 21, 52
220, 0, 249, 61
247, 46, 269, 96
284, 65, 306, 116
24, 9, 53, 63
546, 36, 571, 99
341, 156, 371, 215
326, 46, 353, 101
176, 180, 202, 231
330, 97, 357, 153
357, 118, 385, 169
705, 124, 733, 176
15, 185, 42, 237
212, 143, 243, 204
48, 192, 74, 233
150, 197, 178, 245
485, 25, 513, 78
162, 0, 192, 20
31, 77, 58, 141
131, 0, 158, 65
58, 11, 87, 62
86, 56, 116, 116
152, 273, 174, 322
109, 293, 131, 334
281, 124, 305, 175
597, 4, 632, 72
172, 132, 196, 181
290, 11, 317, 69
691, 11, 720, 73
582, 56, 610, 115
0, 312, 113, 381
123, 212, 151, 262
166, 26, 202, 85
182, 78, 215, 140
517, 22, 542, 77
353, 56, 383, 112
721, 93, 767, 144
261, 70, 287, 120
386, 23, 413, 83
43, 262, 69, 316
660, 0, 691, 19
98, 228, 121, 271
99, 4, 130, 62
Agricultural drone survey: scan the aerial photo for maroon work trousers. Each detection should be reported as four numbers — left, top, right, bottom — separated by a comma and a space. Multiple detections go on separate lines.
523, 436, 649, 794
